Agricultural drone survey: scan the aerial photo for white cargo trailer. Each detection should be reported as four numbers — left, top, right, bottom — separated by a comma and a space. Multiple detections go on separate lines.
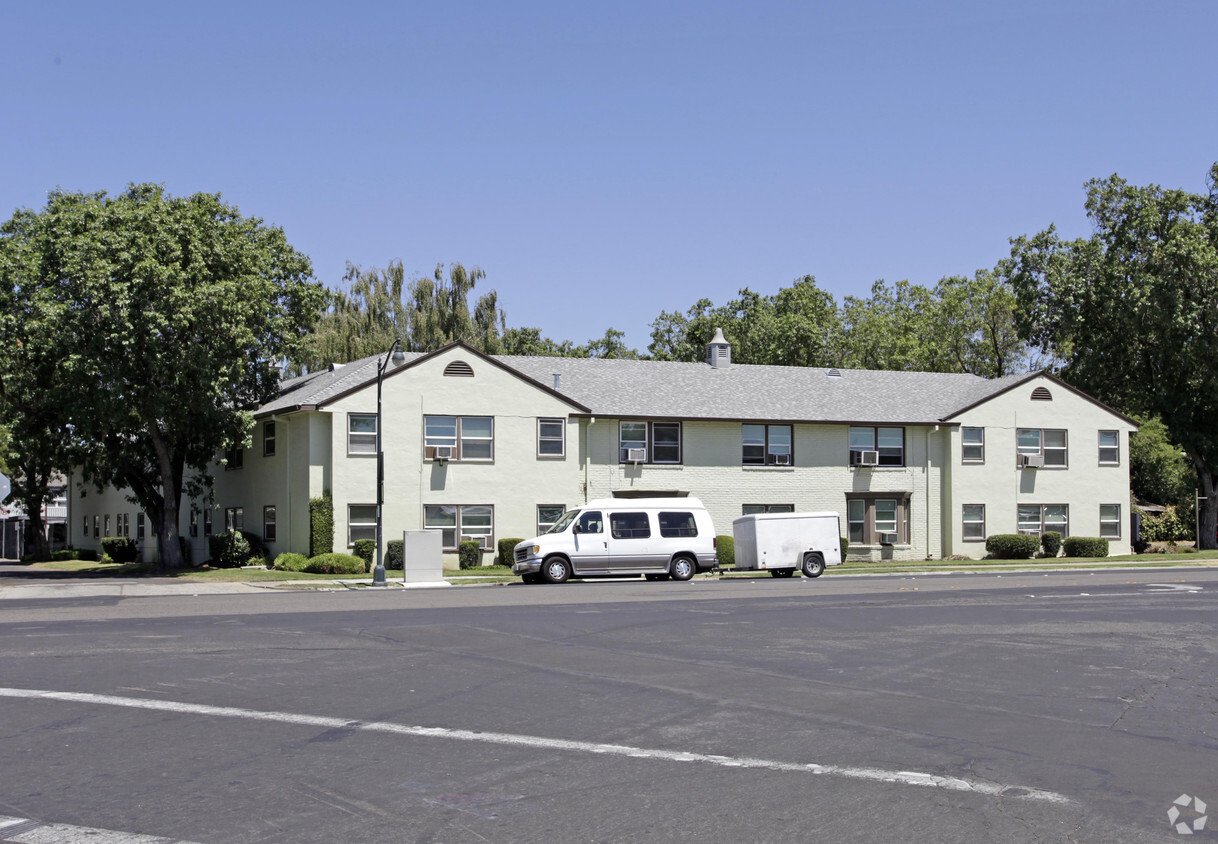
731, 511, 843, 578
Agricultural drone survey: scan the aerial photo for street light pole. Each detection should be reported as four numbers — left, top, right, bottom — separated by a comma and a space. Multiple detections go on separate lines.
374, 339, 405, 587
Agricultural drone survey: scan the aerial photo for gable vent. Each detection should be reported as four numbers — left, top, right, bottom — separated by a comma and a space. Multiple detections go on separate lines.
1031, 386, 1052, 401
826, 368, 842, 377
444, 360, 474, 377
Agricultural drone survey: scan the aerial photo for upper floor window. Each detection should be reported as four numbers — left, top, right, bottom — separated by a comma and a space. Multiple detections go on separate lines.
425, 415, 494, 461
1098, 430, 1120, 465
742, 504, 794, 515
263, 421, 276, 457
537, 418, 565, 458
849, 427, 904, 467
742, 424, 793, 466
620, 421, 682, 464
1017, 429, 1067, 467
348, 414, 377, 455
962, 427, 984, 463
225, 448, 244, 470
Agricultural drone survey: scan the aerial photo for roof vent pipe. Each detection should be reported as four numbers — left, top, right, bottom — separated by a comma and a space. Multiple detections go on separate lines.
706, 327, 731, 369
553, 373, 561, 390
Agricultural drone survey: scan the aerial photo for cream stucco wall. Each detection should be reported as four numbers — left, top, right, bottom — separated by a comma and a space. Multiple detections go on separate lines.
944, 375, 1137, 557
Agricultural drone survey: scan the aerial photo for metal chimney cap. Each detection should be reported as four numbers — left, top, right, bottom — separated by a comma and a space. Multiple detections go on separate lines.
709, 327, 728, 345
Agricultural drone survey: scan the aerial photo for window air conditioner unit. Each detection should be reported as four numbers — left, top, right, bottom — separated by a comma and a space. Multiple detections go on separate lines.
626, 448, 647, 463
434, 445, 454, 461
878, 532, 897, 545
852, 450, 879, 466
1017, 453, 1044, 468
773, 453, 791, 466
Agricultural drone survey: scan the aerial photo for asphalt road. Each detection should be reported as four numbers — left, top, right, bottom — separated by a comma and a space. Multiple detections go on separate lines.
1, 569, 1215, 843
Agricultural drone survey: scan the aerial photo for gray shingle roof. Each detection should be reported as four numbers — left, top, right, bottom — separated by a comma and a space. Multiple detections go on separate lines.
260, 344, 1036, 425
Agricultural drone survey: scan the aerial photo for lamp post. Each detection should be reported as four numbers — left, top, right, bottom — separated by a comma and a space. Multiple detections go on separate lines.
374, 339, 406, 586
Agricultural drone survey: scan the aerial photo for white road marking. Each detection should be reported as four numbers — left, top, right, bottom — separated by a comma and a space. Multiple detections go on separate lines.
0, 813, 201, 842
0, 686, 1071, 805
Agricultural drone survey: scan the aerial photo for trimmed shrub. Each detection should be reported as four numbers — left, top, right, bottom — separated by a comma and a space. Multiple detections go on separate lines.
353, 539, 376, 572
1040, 531, 1062, 558
985, 534, 1040, 559
51, 549, 81, 561
458, 540, 483, 569
498, 537, 524, 567
100, 553, 115, 565
304, 553, 365, 574
386, 539, 404, 570
101, 536, 138, 564
208, 530, 253, 569
1063, 537, 1109, 558
309, 495, 334, 557
77, 548, 99, 562
716, 535, 734, 567
273, 552, 309, 572
840, 536, 849, 559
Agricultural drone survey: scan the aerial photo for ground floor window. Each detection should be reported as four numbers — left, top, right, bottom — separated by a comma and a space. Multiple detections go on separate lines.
136, 513, 145, 540
264, 506, 277, 543
537, 505, 565, 535
424, 504, 494, 550
104, 514, 111, 537
204, 509, 212, 536
742, 504, 795, 514
93, 515, 99, 539
845, 493, 910, 544
1100, 504, 1121, 539
121, 513, 130, 537
962, 504, 985, 541
225, 507, 244, 532
1018, 504, 1068, 536
348, 504, 377, 546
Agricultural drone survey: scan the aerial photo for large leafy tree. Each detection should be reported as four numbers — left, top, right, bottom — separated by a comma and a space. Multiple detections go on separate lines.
0, 185, 324, 568
1008, 164, 1218, 548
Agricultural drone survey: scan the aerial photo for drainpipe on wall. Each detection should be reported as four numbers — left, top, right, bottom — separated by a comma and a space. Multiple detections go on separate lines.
584, 417, 595, 503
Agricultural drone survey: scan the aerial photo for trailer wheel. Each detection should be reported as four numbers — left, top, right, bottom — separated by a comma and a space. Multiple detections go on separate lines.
541, 556, 571, 584
801, 553, 825, 578
670, 555, 695, 581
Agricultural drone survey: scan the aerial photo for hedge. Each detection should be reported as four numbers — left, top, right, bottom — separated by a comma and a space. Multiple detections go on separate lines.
353, 539, 375, 572
273, 552, 309, 572
985, 534, 1040, 559
208, 531, 251, 568
309, 495, 334, 557
458, 540, 483, 569
100, 537, 138, 564
1041, 531, 1062, 558
1063, 537, 1109, 558
498, 537, 524, 567
716, 535, 734, 567
303, 553, 365, 574
840, 537, 849, 559
386, 540, 404, 570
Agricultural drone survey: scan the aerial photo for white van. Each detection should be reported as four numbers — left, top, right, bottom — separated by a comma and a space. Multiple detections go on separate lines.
732, 511, 843, 578
512, 497, 718, 584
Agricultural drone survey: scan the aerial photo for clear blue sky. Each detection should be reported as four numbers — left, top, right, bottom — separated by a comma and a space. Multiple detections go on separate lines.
4, 1, 1216, 353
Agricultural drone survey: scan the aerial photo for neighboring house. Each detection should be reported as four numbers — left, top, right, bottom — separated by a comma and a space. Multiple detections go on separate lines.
67, 332, 1137, 564
1, 478, 68, 559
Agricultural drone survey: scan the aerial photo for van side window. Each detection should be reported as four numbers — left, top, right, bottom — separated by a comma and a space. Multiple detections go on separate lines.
610, 512, 651, 539
658, 512, 698, 538
577, 512, 603, 534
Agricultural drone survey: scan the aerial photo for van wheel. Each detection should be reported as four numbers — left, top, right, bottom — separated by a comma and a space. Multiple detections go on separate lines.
670, 555, 695, 581
541, 557, 571, 584
801, 553, 825, 578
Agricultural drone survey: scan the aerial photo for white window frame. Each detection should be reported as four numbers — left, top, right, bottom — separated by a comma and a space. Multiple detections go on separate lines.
424, 504, 494, 551
537, 505, 566, 535
1018, 504, 1068, 536
620, 421, 648, 463
742, 504, 795, 515
1100, 504, 1121, 539
962, 504, 985, 542
225, 507, 244, 532
137, 513, 146, 541
1098, 430, 1120, 465
263, 505, 277, 543
962, 427, 985, 463
348, 413, 378, 455
1017, 428, 1068, 467
348, 504, 377, 546
263, 421, 276, 457
425, 415, 494, 462
537, 418, 565, 458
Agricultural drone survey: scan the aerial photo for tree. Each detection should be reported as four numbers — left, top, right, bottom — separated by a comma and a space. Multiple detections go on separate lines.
1007, 164, 1218, 548
0, 184, 324, 568
1128, 415, 1194, 511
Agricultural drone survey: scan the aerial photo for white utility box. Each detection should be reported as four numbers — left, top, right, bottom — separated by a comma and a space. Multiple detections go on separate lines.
402, 529, 444, 583
732, 511, 843, 578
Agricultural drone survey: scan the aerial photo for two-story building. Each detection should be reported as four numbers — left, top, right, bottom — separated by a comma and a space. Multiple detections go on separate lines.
67, 331, 1137, 565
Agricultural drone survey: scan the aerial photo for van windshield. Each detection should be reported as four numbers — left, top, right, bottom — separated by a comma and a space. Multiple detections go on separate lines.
546, 510, 580, 534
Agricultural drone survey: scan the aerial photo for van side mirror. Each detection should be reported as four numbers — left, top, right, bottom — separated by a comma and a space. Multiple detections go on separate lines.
572, 524, 581, 535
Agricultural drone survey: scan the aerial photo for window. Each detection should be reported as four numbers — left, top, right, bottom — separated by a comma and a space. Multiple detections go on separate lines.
610, 512, 651, 539
225, 507, 244, 532
742, 424, 793, 465
845, 494, 910, 544
263, 421, 276, 457
82, 515, 88, 536
425, 416, 494, 461
658, 511, 698, 538
537, 418, 565, 457
576, 511, 603, 534
122, 513, 130, 537
204, 509, 213, 536
137, 513, 145, 541
264, 506, 277, 542
618, 421, 682, 464
1017, 429, 1068, 467
742, 504, 795, 515
962, 427, 985, 463
1098, 430, 1120, 465
93, 515, 99, 539
537, 505, 566, 535
104, 514, 111, 537
849, 427, 904, 466
962, 504, 986, 541
190, 509, 199, 538
348, 504, 377, 545
225, 448, 244, 470
348, 414, 377, 455
1100, 504, 1121, 539
1018, 504, 1068, 536
423, 504, 494, 550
